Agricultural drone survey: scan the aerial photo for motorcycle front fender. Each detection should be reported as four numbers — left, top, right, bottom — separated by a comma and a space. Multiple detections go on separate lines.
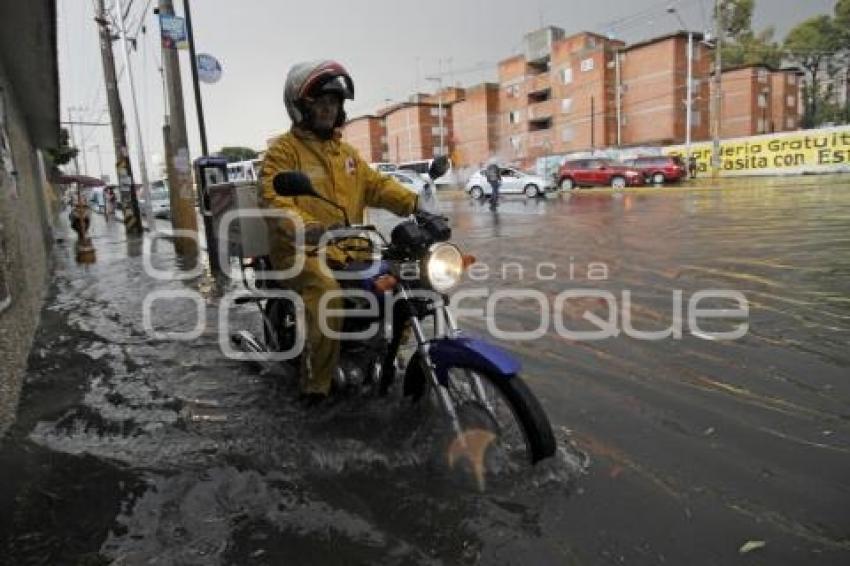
403, 335, 520, 398
428, 335, 521, 385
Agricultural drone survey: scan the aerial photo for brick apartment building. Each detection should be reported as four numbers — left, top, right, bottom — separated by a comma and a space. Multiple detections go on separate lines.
343, 115, 386, 163
770, 68, 804, 133
450, 83, 500, 168
382, 102, 451, 164
498, 28, 624, 166
719, 64, 803, 138
498, 28, 719, 165
343, 27, 807, 168
619, 32, 712, 146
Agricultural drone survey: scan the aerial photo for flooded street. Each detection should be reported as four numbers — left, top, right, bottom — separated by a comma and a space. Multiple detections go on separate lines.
1, 178, 849, 565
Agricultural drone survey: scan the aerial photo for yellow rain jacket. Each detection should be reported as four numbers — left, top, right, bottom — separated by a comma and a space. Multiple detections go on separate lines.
259, 127, 417, 395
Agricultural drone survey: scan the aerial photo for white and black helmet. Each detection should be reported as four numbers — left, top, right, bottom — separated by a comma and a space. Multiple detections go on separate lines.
283, 60, 355, 127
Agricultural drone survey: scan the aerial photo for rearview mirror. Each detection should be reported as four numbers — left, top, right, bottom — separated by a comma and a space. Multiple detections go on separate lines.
428, 155, 450, 180
272, 171, 318, 198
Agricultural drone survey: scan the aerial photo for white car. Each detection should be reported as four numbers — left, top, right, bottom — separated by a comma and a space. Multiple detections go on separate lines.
465, 167, 555, 199
387, 170, 431, 195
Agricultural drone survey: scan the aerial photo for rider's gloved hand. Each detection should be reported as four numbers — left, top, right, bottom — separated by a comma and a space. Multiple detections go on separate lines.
414, 198, 451, 241
414, 197, 446, 223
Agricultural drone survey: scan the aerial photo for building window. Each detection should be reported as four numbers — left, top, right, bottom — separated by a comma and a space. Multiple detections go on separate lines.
433, 146, 443, 156
587, 36, 597, 48
757, 68, 768, 83
787, 95, 795, 108
580, 58, 594, 72
561, 98, 572, 113
787, 74, 796, 86
786, 117, 796, 129
431, 126, 447, 136
509, 135, 521, 150
430, 107, 446, 117
508, 110, 523, 124
561, 126, 575, 142
561, 67, 573, 84
757, 93, 768, 108
505, 84, 520, 98
757, 118, 767, 133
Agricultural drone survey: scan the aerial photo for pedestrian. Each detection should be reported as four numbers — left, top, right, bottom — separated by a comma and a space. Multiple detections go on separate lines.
688, 155, 698, 179
485, 162, 501, 210
104, 187, 115, 222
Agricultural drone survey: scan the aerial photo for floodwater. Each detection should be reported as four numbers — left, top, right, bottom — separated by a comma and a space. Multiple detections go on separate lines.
1, 177, 849, 565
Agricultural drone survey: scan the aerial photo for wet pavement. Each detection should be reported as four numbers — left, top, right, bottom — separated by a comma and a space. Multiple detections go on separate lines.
1, 177, 849, 565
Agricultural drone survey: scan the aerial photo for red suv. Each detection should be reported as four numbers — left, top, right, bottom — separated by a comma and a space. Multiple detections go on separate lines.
624, 155, 687, 184
557, 158, 645, 190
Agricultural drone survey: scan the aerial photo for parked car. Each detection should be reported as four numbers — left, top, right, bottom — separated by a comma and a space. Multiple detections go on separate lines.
556, 158, 645, 190
138, 180, 171, 219
387, 169, 430, 194
623, 155, 687, 184
465, 167, 556, 199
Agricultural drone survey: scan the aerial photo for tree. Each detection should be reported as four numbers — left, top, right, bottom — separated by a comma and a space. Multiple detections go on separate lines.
719, 0, 781, 69
835, 0, 850, 122
45, 128, 78, 167
216, 146, 258, 163
784, 15, 842, 127
721, 0, 754, 40
723, 28, 783, 68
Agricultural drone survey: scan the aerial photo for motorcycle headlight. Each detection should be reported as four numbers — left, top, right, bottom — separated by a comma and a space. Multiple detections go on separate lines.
424, 243, 464, 292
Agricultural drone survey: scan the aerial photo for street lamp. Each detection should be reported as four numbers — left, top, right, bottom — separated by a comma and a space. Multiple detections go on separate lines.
667, 5, 693, 160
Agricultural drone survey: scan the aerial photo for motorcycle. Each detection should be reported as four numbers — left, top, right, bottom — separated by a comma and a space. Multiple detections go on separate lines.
231, 157, 555, 465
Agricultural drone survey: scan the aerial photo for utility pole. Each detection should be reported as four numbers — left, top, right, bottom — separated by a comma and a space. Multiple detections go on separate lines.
115, 0, 155, 228
667, 6, 693, 159
711, 0, 723, 178
95, 0, 143, 235
157, 0, 199, 256
685, 31, 693, 158
183, 0, 209, 155
590, 95, 595, 152
615, 48, 622, 147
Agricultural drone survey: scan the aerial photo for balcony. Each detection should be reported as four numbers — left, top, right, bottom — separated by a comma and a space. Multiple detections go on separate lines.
526, 73, 551, 95
527, 99, 554, 122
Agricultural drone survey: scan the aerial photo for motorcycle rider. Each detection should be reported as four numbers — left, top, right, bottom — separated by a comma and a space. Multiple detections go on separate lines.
259, 60, 434, 405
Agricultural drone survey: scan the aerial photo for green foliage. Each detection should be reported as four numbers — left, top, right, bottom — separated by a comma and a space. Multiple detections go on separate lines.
722, 27, 783, 68
216, 146, 258, 163
784, 15, 843, 127
719, 0, 781, 69
46, 128, 78, 166
784, 15, 840, 71
721, 0, 755, 41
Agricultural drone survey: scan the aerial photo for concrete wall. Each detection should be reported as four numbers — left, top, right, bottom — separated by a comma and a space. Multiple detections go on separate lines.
0, 57, 56, 436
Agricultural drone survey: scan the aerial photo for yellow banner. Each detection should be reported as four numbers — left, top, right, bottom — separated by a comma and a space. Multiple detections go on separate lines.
665, 127, 850, 176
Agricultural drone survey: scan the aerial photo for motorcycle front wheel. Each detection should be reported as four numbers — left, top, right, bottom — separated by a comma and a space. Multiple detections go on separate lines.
406, 357, 556, 465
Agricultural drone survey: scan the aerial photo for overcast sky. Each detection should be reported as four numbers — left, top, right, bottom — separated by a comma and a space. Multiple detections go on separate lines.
57, 0, 837, 180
